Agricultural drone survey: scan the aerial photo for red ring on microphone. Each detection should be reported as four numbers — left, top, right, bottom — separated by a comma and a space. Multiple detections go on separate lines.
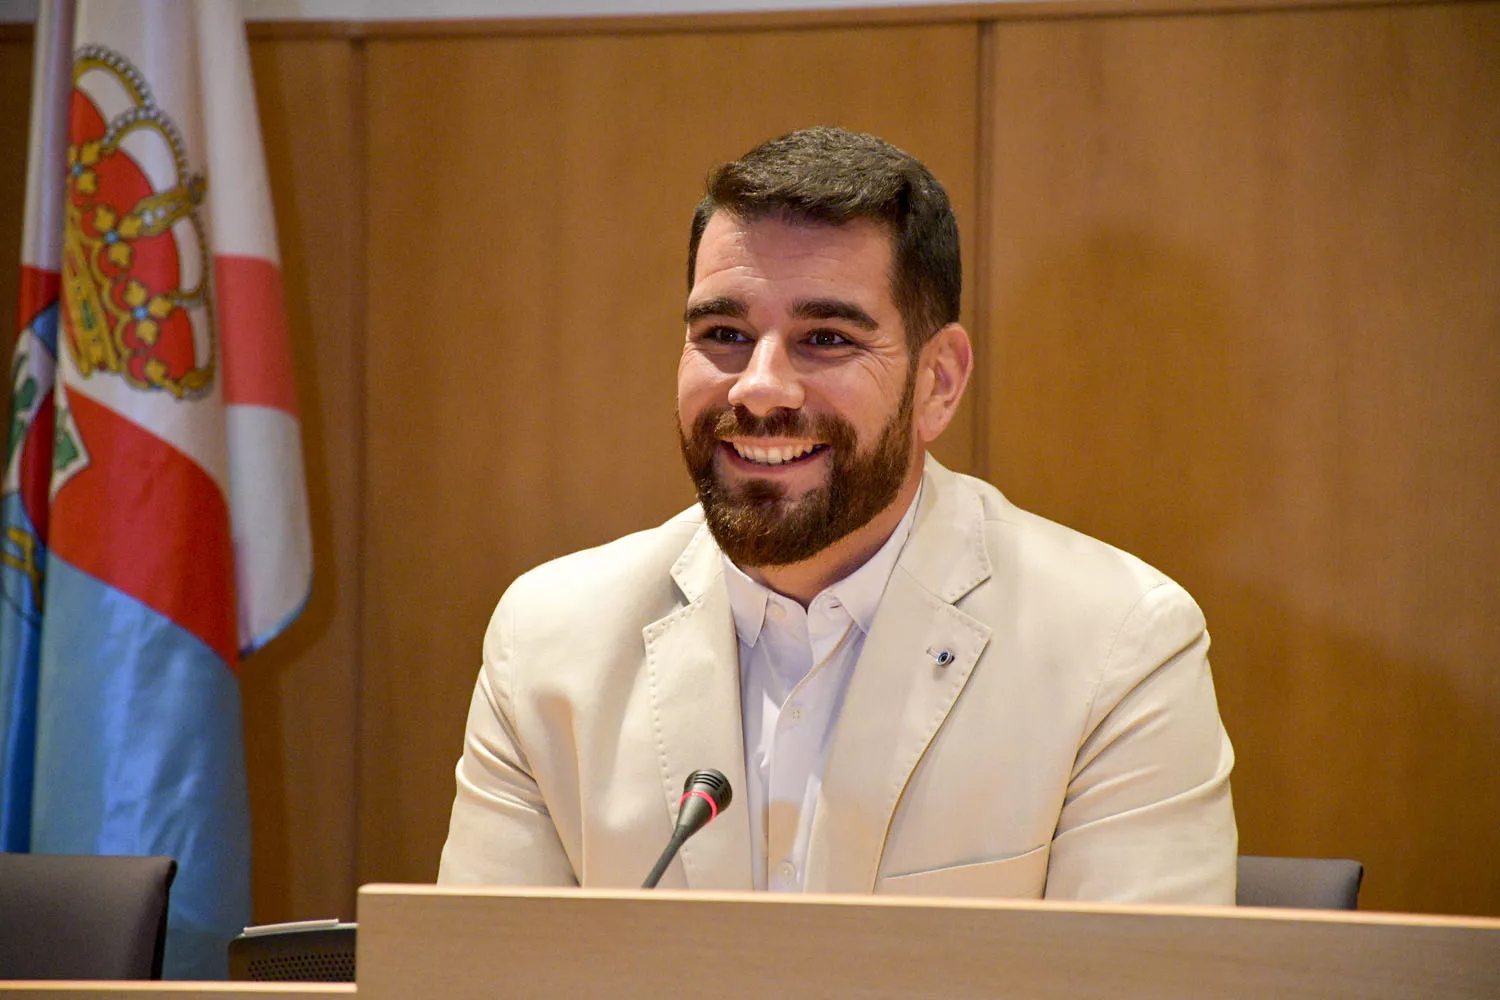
678, 789, 719, 822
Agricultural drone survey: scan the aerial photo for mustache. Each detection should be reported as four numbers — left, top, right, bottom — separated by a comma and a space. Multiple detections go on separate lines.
699, 406, 823, 440
687, 407, 858, 446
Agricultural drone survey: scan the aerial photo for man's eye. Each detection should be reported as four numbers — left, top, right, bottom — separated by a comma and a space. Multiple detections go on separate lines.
700, 326, 749, 344
807, 329, 850, 347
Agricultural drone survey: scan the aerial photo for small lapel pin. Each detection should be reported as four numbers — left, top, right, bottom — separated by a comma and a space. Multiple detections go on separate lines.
928, 646, 955, 668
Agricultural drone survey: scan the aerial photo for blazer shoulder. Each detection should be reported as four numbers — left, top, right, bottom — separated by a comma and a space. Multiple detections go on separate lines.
949, 469, 1202, 628
493, 505, 706, 632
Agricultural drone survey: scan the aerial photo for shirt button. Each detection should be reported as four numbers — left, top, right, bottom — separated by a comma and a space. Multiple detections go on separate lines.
777, 860, 797, 883
766, 603, 785, 621
787, 706, 804, 724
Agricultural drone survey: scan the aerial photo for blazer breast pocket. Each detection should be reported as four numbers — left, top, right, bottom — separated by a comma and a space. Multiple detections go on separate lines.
875, 844, 1050, 900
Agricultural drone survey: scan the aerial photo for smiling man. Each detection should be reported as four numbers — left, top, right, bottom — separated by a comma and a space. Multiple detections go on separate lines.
438, 127, 1237, 902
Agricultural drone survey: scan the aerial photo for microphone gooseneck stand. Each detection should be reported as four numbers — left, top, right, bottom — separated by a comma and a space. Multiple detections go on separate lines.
642, 769, 733, 889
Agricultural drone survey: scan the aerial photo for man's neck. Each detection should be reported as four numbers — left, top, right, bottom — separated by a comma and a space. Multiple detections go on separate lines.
741, 464, 924, 607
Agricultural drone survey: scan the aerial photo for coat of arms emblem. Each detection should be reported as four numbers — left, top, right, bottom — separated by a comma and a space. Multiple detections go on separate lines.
62, 44, 215, 403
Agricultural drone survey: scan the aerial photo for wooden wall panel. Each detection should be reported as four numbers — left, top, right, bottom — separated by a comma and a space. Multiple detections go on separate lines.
983, 2, 1500, 915
0, 38, 35, 343
359, 23, 981, 883
241, 37, 363, 924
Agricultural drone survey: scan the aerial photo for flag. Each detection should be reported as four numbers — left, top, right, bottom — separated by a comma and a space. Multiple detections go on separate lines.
0, 0, 312, 979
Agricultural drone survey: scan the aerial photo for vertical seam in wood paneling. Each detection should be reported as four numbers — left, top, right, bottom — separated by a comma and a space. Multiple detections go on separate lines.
350, 30, 369, 902
971, 19, 997, 483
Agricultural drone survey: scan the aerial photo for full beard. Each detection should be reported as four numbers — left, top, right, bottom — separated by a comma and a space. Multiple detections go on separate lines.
677, 378, 916, 569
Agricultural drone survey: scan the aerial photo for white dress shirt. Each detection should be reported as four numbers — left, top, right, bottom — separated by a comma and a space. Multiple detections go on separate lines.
723, 488, 922, 891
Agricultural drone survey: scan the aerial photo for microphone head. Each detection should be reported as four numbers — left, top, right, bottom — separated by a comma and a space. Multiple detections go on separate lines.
683, 769, 732, 812
671, 769, 733, 841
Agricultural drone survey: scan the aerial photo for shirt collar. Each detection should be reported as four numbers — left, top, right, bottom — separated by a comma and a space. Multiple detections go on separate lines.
721, 483, 924, 647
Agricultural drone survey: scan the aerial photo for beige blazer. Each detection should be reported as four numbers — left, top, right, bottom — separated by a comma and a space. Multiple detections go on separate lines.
438, 456, 1237, 903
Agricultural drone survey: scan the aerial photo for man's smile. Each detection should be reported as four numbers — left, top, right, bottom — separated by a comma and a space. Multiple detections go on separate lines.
722, 439, 830, 469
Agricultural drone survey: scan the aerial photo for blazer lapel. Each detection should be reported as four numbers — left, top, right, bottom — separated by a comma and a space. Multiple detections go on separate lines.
803, 459, 994, 892
642, 521, 754, 890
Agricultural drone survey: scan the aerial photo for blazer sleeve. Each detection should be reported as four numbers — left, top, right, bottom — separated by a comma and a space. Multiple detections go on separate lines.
436, 592, 578, 886
1044, 580, 1238, 904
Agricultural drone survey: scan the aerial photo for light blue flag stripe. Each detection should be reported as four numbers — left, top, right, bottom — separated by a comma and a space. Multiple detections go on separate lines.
32, 556, 250, 980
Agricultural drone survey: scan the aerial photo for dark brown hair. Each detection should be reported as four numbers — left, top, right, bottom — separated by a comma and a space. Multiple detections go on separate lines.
687, 127, 961, 349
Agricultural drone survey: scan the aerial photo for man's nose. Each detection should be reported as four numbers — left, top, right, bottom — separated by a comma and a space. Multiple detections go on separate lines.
727, 336, 804, 416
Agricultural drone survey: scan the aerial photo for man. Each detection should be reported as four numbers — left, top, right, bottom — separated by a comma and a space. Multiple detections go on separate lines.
438, 127, 1236, 902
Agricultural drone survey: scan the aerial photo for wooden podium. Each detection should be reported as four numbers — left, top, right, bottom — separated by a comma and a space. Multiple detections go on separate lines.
355, 885, 1500, 1000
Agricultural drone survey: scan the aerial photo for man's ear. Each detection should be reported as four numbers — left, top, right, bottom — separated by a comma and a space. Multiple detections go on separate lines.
914, 323, 973, 445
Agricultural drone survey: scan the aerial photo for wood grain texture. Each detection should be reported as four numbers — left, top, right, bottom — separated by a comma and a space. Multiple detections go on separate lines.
358, 23, 980, 884
240, 36, 364, 925
982, 1, 1500, 915
356, 885, 1500, 1000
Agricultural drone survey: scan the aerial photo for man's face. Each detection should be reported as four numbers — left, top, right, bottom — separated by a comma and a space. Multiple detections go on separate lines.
677, 212, 921, 568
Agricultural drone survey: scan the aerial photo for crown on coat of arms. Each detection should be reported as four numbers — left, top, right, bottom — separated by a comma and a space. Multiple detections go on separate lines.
61, 44, 215, 400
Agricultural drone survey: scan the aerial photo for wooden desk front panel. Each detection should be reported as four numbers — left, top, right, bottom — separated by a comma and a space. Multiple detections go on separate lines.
357, 885, 1500, 1000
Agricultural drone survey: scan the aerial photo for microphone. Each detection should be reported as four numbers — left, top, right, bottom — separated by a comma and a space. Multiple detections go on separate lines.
641, 769, 733, 889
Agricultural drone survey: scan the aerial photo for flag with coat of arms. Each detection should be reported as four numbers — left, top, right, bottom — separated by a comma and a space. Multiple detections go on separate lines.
0, 0, 312, 979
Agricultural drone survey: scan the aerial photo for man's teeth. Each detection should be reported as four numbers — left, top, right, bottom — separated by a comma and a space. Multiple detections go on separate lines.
731, 442, 820, 466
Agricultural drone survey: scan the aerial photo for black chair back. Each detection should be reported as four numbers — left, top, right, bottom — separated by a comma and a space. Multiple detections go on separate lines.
1237, 855, 1364, 909
0, 853, 176, 979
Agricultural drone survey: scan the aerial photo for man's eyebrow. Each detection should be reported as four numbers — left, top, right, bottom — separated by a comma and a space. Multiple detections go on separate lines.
792, 298, 879, 330
684, 297, 747, 324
